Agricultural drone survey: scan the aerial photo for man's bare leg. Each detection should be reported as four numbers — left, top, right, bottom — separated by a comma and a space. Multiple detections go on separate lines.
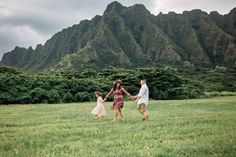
143, 110, 148, 121
140, 104, 148, 121
137, 105, 144, 115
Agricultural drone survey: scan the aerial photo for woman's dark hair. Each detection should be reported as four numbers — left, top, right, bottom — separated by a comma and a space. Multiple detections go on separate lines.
113, 80, 122, 91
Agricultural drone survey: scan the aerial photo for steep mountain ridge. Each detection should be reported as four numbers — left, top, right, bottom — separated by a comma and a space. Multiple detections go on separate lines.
1, 1, 236, 71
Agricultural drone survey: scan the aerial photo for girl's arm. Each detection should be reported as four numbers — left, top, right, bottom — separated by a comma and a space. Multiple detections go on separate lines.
99, 97, 104, 102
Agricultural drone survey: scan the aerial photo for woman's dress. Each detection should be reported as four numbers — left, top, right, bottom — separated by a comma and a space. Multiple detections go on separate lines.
106, 87, 131, 109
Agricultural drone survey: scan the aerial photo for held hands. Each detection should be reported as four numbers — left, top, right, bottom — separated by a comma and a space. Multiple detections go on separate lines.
104, 97, 108, 102
104, 95, 137, 101
128, 95, 133, 100
132, 95, 140, 104
130, 95, 138, 100
129, 95, 137, 100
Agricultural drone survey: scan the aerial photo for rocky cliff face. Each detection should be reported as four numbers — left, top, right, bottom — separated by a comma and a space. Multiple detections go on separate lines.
1, 1, 236, 71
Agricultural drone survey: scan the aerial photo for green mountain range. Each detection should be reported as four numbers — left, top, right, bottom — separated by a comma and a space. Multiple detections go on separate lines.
1, 1, 236, 72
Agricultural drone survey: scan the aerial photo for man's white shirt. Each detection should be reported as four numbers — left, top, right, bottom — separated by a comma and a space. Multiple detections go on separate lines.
138, 84, 149, 106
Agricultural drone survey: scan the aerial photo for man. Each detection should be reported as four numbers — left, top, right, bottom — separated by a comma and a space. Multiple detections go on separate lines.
133, 79, 149, 121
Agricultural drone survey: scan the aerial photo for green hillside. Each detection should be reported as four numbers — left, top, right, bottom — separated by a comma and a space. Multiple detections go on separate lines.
1, 1, 236, 72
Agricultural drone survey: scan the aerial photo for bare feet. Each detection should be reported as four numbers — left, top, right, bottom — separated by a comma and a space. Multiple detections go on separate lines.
95, 116, 101, 119
142, 116, 149, 121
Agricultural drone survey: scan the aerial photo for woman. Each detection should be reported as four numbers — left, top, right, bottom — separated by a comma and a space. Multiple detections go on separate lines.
104, 80, 132, 122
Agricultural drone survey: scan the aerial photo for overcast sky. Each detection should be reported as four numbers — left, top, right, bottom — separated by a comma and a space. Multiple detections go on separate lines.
1, 0, 236, 59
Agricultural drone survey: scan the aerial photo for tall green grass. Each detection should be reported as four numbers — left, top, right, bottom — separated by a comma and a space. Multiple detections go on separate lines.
0, 96, 236, 157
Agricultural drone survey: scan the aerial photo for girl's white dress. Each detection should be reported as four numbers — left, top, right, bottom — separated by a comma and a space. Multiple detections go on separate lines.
91, 96, 106, 116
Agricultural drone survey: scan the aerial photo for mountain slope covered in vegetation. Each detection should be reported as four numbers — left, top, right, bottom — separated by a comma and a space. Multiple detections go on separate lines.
1, 2, 236, 72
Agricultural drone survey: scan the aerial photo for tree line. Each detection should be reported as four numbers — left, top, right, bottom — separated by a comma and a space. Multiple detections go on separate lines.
0, 66, 225, 104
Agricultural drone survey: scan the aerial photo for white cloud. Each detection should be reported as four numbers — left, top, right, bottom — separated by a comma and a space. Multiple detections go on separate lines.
0, 25, 49, 53
14, 25, 48, 46
152, 0, 236, 14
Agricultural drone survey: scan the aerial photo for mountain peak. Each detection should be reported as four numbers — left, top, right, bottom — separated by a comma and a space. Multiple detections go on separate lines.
28, 46, 33, 50
210, 11, 220, 15
129, 3, 150, 14
104, 1, 124, 13
13, 46, 27, 51
131, 4, 146, 10
229, 7, 236, 15
183, 9, 208, 15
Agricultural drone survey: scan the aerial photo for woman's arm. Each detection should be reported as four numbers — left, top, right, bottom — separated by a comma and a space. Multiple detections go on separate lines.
104, 88, 113, 101
121, 87, 132, 98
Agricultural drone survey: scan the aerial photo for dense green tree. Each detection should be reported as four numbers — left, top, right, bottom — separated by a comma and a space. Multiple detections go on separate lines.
62, 92, 75, 103
0, 66, 235, 104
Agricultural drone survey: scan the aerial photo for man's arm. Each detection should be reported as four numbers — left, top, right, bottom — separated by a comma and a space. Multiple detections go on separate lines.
132, 86, 145, 101
132, 95, 141, 99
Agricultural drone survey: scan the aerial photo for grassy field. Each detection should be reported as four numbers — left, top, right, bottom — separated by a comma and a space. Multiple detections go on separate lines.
0, 96, 236, 157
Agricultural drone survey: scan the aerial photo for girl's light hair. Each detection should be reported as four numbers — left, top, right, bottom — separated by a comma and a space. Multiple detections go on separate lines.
94, 91, 102, 96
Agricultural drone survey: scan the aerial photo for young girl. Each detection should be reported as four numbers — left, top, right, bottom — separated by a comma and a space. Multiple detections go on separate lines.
91, 91, 106, 119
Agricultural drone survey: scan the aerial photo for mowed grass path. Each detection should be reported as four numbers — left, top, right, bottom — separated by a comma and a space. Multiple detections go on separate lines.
0, 97, 236, 157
